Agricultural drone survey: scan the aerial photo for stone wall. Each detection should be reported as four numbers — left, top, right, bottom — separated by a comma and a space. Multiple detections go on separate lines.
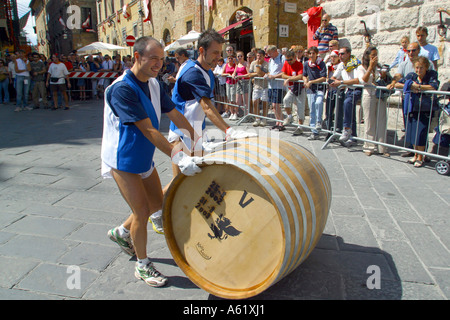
319, 0, 450, 87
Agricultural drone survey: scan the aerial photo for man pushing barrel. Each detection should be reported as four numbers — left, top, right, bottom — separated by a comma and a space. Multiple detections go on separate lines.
101, 36, 202, 287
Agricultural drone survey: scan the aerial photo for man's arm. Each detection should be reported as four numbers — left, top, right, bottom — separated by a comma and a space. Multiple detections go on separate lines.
199, 97, 229, 132
134, 118, 177, 158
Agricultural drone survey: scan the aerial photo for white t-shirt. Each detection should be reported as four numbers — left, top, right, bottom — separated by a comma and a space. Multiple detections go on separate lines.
48, 63, 69, 84
333, 62, 358, 81
102, 60, 113, 71
15, 58, 30, 77
8, 61, 16, 78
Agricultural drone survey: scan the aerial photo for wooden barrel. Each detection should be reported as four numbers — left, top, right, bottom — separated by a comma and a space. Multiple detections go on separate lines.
163, 137, 331, 299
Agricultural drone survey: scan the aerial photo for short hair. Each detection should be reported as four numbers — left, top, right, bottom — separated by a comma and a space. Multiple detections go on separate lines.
414, 56, 430, 70
285, 50, 296, 58
134, 36, 162, 56
307, 46, 319, 54
291, 45, 304, 53
329, 40, 339, 47
401, 36, 410, 43
174, 48, 189, 57
267, 45, 277, 52
197, 29, 225, 52
416, 26, 428, 35
256, 49, 265, 56
341, 46, 352, 54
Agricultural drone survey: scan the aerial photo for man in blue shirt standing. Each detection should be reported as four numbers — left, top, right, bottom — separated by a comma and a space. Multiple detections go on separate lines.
415, 26, 440, 71
102, 36, 202, 288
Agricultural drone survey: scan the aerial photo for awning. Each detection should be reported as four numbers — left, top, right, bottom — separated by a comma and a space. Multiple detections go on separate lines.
218, 18, 251, 35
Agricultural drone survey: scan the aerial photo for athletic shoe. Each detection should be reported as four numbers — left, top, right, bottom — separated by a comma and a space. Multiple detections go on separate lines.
292, 127, 303, 136
283, 115, 293, 126
308, 133, 319, 140
315, 122, 322, 131
221, 112, 230, 118
259, 119, 267, 127
14, 107, 22, 112
135, 262, 168, 287
150, 215, 164, 235
108, 227, 135, 256
339, 128, 352, 142
252, 119, 261, 127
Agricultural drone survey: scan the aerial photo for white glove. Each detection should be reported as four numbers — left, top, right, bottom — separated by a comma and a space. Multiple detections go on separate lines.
225, 127, 258, 141
171, 151, 203, 176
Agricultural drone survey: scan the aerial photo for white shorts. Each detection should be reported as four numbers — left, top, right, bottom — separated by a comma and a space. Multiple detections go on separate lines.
101, 161, 155, 180
252, 88, 268, 102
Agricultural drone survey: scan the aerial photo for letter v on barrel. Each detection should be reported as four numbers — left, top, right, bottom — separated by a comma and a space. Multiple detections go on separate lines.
239, 190, 254, 208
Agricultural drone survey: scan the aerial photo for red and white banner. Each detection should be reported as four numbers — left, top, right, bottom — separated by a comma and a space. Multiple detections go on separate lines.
123, 3, 131, 19
68, 72, 120, 79
82, 13, 91, 29
143, 0, 152, 23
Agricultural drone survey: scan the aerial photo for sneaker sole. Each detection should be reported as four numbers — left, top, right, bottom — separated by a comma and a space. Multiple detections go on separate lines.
108, 230, 135, 256
150, 219, 164, 235
135, 271, 168, 287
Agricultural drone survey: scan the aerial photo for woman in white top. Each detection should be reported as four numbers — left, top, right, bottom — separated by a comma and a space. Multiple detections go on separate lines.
46, 55, 71, 110
213, 57, 227, 113
358, 47, 389, 156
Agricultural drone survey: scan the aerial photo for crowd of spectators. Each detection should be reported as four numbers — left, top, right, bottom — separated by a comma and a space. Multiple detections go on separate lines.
0, 50, 133, 111
0, 9, 448, 164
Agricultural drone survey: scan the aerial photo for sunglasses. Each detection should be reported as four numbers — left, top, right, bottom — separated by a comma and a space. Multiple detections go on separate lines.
338, 52, 346, 55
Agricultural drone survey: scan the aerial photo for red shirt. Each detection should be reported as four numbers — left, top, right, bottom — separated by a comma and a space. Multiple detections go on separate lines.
282, 60, 303, 86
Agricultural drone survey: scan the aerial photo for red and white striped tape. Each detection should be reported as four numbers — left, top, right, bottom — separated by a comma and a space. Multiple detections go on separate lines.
68, 72, 120, 79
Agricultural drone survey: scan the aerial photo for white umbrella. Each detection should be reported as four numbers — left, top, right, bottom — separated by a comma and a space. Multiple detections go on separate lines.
77, 41, 128, 53
164, 30, 200, 51
164, 41, 183, 52
177, 30, 201, 44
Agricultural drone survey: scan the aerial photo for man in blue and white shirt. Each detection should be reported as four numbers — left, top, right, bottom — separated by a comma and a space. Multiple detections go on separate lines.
102, 36, 201, 288
168, 29, 257, 181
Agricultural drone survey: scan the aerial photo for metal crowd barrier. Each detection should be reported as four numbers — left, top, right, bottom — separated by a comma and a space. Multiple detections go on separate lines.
212, 75, 450, 175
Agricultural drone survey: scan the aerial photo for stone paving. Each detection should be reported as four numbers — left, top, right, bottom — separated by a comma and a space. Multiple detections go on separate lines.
0, 99, 449, 300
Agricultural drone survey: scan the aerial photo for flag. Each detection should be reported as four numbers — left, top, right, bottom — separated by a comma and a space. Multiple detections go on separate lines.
123, 3, 131, 19
301, 6, 323, 48
82, 13, 91, 29
204, 0, 213, 11
143, 0, 152, 23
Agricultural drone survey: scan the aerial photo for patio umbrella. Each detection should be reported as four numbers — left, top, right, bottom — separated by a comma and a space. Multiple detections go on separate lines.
177, 30, 201, 44
77, 41, 128, 53
164, 30, 201, 51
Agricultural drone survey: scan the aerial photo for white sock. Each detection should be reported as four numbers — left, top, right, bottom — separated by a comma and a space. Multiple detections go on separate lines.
117, 224, 130, 238
138, 257, 151, 268
150, 210, 162, 219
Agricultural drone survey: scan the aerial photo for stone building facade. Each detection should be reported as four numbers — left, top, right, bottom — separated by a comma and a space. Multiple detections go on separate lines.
96, 0, 315, 54
319, 0, 450, 85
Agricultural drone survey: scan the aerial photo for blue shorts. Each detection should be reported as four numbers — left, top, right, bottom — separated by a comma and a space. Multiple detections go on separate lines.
268, 89, 284, 104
